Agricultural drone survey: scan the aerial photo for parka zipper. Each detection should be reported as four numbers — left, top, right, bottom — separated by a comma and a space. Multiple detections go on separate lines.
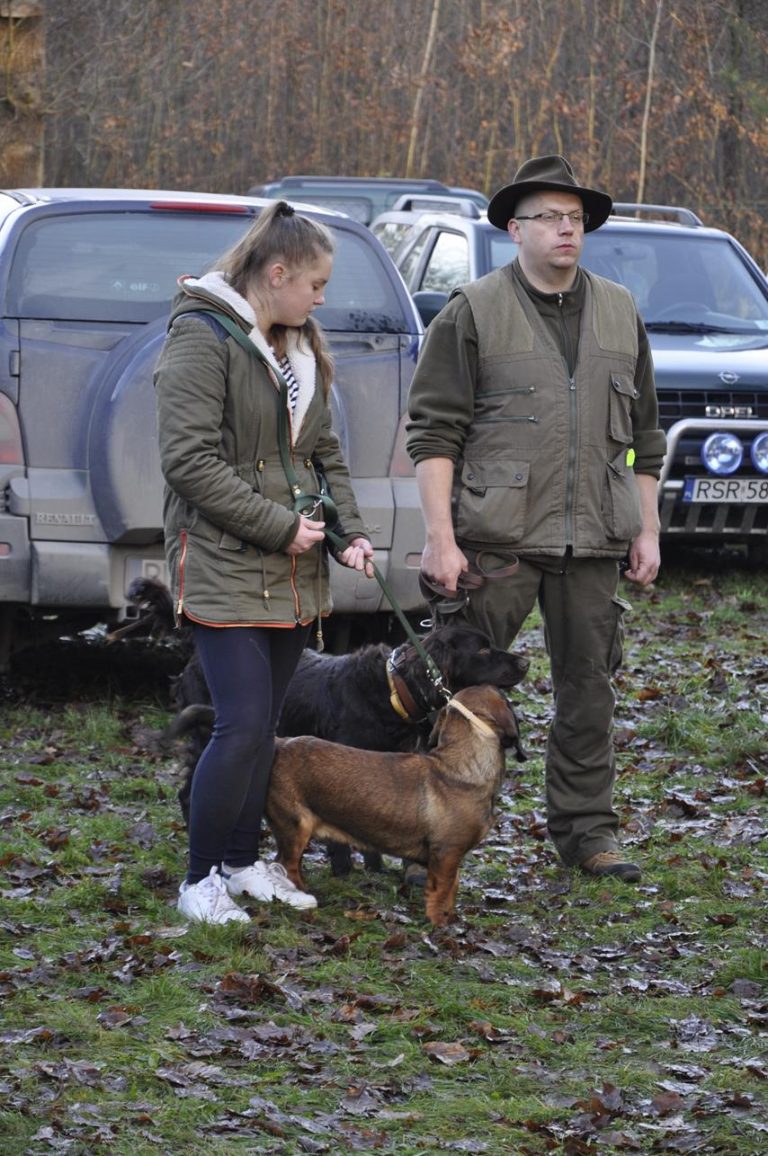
289, 555, 301, 621
264, 361, 303, 622
176, 529, 188, 618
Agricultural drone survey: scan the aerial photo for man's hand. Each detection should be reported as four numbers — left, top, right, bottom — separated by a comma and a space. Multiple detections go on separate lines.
623, 529, 660, 586
415, 457, 468, 593
625, 474, 661, 586
420, 537, 469, 595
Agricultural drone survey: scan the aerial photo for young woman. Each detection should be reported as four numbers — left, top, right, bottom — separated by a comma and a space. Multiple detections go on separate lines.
155, 201, 374, 924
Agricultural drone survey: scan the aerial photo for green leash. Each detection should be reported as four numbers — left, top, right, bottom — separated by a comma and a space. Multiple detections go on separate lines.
207, 309, 448, 697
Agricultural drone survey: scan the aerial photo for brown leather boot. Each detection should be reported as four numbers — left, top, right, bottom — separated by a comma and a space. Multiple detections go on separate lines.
580, 850, 641, 883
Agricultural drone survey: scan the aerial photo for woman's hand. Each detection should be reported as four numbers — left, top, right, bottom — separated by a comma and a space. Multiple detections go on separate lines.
338, 536, 375, 578
286, 514, 326, 555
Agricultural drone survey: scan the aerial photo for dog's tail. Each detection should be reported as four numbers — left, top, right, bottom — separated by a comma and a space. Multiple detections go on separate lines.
161, 703, 215, 749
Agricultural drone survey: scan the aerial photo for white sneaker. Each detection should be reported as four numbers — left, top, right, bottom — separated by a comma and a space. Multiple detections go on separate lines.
222, 860, 276, 903
263, 862, 318, 910
177, 866, 250, 925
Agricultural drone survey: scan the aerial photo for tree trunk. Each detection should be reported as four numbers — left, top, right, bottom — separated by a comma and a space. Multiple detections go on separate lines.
0, 1, 44, 185
405, 0, 441, 177
637, 0, 664, 203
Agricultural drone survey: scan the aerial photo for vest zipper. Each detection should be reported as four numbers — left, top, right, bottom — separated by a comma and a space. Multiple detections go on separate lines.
481, 386, 535, 398
474, 415, 539, 424
558, 293, 578, 547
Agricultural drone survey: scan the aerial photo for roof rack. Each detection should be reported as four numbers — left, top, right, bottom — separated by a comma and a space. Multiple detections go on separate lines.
0, 189, 39, 206
278, 175, 450, 191
611, 202, 703, 227
389, 194, 481, 217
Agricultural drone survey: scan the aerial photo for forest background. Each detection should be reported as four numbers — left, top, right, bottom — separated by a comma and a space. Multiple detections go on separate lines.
2, 0, 767, 264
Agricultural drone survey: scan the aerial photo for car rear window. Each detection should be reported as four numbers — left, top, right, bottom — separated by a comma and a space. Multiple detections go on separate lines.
6, 211, 412, 333
287, 194, 373, 223
371, 219, 419, 257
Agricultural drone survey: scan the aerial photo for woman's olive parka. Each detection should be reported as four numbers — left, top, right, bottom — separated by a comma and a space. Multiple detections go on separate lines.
155, 273, 368, 626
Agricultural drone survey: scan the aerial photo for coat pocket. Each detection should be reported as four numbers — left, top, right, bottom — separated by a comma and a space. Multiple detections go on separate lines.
219, 531, 246, 551
604, 449, 643, 541
455, 459, 530, 544
608, 373, 636, 444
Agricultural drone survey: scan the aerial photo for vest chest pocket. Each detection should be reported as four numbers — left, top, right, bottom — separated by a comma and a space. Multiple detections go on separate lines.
455, 460, 530, 544
609, 373, 637, 444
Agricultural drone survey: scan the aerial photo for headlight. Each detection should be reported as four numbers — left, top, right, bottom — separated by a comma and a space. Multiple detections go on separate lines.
701, 432, 743, 476
750, 431, 768, 475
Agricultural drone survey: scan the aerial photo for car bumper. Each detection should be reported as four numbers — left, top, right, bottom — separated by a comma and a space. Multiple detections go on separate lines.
659, 417, 768, 543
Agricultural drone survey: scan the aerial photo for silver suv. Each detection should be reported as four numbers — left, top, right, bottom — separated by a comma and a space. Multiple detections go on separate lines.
0, 189, 425, 667
374, 203, 768, 561
247, 175, 488, 226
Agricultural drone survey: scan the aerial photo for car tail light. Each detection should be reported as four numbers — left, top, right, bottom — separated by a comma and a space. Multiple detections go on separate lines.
148, 202, 252, 214
0, 393, 23, 464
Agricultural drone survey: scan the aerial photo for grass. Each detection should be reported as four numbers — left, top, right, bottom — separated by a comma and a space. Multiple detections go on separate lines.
0, 550, 767, 1154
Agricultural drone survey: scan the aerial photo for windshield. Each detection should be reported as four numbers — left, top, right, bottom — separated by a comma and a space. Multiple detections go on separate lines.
581, 231, 768, 334
6, 211, 411, 333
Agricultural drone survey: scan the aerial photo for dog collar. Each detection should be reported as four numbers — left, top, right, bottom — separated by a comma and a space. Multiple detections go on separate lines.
446, 697, 497, 738
385, 658, 422, 723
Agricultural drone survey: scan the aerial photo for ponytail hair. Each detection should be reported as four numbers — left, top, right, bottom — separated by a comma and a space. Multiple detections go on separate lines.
217, 200, 335, 396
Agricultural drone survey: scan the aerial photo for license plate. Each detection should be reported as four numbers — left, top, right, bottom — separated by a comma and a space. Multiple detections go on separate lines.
125, 556, 170, 589
683, 476, 768, 503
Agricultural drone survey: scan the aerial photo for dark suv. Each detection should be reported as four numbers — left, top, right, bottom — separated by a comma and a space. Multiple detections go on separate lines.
374, 203, 768, 561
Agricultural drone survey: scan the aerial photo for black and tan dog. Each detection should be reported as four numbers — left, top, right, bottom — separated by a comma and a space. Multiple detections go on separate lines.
265, 684, 526, 926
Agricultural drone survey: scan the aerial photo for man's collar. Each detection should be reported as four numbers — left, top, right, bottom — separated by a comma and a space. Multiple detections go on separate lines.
514, 258, 584, 302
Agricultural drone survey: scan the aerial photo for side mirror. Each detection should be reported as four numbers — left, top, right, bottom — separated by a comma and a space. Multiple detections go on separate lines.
412, 290, 449, 327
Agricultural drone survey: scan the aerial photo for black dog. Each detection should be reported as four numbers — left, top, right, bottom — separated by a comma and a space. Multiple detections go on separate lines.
128, 578, 529, 873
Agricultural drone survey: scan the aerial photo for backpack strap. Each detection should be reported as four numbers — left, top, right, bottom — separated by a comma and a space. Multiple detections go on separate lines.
205, 310, 339, 526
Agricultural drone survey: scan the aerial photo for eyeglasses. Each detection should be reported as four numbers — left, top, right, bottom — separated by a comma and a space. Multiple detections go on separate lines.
515, 210, 590, 226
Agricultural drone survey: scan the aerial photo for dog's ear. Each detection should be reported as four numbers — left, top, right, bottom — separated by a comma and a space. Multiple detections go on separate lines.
427, 704, 449, 748
509, 720, 528, 763
497, 698, 528, 762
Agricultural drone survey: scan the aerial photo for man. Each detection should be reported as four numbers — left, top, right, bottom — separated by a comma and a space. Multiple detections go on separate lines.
406, 155, 666, 883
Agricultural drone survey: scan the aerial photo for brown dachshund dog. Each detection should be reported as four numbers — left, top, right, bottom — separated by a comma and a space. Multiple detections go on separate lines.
266, 685, 526, 926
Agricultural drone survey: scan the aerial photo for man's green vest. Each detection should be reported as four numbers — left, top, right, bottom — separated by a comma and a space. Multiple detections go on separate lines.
454, 266, 642, 557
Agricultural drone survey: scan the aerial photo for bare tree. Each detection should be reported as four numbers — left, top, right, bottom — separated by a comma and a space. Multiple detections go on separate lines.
0, 0, 44, 185
404, 0, 442, 177
35, 0, 768, 265
636, 0, 663, 202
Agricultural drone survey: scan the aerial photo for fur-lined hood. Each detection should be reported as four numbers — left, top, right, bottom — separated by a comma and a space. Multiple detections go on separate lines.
176, 271, 318, 440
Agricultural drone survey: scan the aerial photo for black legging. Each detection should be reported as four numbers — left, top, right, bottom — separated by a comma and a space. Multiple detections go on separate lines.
187, 622, 310, 883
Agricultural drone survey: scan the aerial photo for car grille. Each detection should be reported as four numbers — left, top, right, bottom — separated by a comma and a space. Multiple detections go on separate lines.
660, 489, 768, 537
658, 390, 768, 422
